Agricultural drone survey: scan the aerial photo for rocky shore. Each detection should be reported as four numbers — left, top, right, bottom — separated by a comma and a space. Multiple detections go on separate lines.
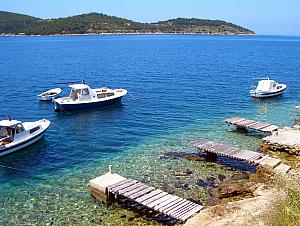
184, 185, 285, 226
261, 126, 300, 156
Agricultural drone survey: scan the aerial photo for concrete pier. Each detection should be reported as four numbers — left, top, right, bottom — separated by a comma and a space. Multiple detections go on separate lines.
261, 126, 300, 156
89, 166, 126, 202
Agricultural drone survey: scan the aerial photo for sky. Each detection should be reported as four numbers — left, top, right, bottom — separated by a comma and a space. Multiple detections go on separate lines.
1, 0, 300, 35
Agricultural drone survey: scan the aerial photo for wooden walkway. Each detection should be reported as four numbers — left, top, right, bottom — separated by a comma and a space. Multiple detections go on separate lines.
225, 117, 278, 133
107, 178, 203, 221
191, 140, 292, 173
192, 140, 275, 166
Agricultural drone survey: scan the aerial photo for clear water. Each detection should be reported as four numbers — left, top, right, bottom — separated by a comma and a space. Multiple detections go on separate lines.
0, 35, 300, 225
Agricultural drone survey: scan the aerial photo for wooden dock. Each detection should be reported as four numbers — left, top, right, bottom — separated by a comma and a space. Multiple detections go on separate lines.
225, 117, 278, 133
192, 140, 269, 165
90, 170, 203, 221
191, 140, 292, 174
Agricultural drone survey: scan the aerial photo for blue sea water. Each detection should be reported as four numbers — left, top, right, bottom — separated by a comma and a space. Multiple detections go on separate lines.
0, 34, 300, 225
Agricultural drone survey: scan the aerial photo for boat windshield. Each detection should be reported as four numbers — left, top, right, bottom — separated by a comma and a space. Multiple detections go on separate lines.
69, 89, 81, 101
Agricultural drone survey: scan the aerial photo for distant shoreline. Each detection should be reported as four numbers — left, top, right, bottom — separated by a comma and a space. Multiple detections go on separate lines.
0, 32, 256, 37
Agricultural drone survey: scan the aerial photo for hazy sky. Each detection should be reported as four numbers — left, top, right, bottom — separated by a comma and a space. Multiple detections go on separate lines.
1, 0, 300, 35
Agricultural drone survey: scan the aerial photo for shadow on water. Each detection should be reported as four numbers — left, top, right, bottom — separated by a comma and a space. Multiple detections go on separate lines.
226, 128, 266, 138
0, 137, 49, 180
217, 156, 256, 173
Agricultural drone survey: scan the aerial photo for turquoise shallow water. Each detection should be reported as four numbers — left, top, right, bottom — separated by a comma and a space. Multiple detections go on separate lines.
0, 35, 300, 225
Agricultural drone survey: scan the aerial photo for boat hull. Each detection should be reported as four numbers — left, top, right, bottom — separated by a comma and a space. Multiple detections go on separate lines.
38, 94, 59, 101
0, 131, 45, 157
0, 119, 50, 157
250, 87, 287, 98
54, 96, 123, 112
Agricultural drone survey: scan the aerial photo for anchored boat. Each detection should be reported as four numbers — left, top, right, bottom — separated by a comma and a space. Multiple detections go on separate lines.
37, 88, 62, 101
250, 78, 287, 98
0, 118, 50, 157
53, 83, 127, 112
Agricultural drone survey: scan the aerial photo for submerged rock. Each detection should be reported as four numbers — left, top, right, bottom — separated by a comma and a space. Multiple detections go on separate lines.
159, 152, 206, 161
218, 174, 226, 182
174, 169, 192, 177
216, 183, 253, 198
196, 177, 216, 188
230, 173, 249, 181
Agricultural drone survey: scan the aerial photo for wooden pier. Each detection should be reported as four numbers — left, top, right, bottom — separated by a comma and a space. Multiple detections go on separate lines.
192, 140, 291, 173
89, 167, 203, 221
225, 117, 278, 133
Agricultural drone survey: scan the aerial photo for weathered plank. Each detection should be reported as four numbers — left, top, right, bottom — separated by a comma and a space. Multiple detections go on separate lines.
135, 190, 163, 203
170, 202, 197, 218
225, 117, 240, 123
147, 194, 175, 208
172, 203, 200, 219
261, 125, 278, 132
141, 192, 169, 205
162, 199, 188, 214
237, 120, 256, 126
117, 183, 145, 195
194, 140, 269, 165
107, 179, 132, 190
165, 200, 192, 215
122, 184, 150, 197
225, 117, 278, 133
154, 196, 181, 211
110, 180, 138, 193
180, 205, 204, 221
160, 198, 185, 212
128, 186, 155, 200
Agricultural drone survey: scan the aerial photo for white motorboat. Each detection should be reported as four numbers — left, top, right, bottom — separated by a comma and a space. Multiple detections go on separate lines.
53, 83, 127, 112
37, 88, 62, 101
0, 118, 50, 157
250, 78, 287, 98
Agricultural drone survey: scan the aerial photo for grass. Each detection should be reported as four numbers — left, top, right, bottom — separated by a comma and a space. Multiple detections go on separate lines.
266, 173, 300, 226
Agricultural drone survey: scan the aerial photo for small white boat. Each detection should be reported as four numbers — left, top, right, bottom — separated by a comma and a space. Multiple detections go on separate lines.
250, 78, 287, 98
37, 88, 62, 101
0, 118, 50, 157
53, 83, 127, 112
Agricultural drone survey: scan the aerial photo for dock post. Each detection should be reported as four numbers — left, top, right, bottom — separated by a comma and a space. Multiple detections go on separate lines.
108, 165, 112, 174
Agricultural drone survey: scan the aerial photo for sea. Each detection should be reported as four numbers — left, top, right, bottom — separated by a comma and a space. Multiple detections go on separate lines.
0, 34, 300, 225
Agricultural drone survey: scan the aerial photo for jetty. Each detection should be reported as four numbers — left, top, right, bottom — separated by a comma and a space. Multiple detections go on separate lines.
192, 140, 291, 174
89, 166, 204, 221
225, 117, 278, 133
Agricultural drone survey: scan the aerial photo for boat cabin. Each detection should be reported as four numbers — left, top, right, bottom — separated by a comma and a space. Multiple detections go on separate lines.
68, 84, 94, 102
67, 84, 116, 102
0, 120, 24, 144
255, 79, 283, 92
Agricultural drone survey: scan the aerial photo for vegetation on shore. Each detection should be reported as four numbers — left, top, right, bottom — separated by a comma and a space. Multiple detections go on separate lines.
266, 173, 300, 226
0, 11, 255, 35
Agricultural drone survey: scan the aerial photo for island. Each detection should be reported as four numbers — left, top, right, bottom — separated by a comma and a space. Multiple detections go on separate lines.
0, 11, 255, 36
